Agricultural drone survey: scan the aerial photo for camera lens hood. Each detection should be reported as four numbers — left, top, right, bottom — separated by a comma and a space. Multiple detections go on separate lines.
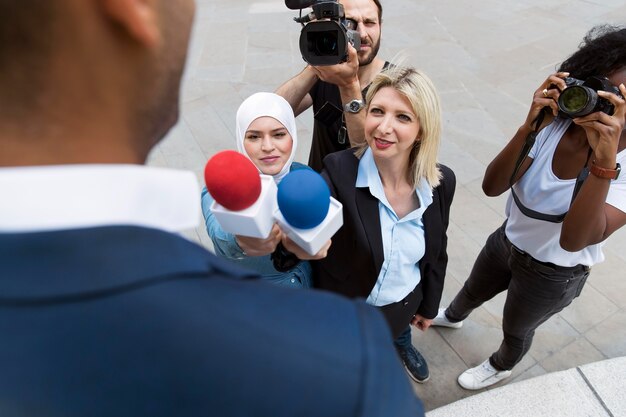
299, 20, 348, 66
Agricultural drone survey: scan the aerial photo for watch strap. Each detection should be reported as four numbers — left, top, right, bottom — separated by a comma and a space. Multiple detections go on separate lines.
590, 161, 621, 180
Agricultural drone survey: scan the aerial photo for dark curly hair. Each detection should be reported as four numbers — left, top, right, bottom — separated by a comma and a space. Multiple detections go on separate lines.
558, 25, 626, 80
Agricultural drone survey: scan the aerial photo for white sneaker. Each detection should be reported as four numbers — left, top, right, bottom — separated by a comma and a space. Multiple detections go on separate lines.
431, 308, 463, 329
458, 359, 512, 390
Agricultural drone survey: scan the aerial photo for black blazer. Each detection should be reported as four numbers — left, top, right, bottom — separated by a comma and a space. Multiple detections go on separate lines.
314, 149, 456, 320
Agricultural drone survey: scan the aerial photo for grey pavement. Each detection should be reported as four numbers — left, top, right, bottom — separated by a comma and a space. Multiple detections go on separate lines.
151, 0, 626, 413
427, 357, 626, 417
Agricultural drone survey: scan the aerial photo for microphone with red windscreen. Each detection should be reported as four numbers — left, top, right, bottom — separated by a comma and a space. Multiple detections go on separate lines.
273, 169, 343, 255
205, 150, 277, 238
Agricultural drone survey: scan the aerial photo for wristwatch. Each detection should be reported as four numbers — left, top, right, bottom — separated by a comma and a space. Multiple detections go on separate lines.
590, 161, 621, 180
343, 99, 365, 114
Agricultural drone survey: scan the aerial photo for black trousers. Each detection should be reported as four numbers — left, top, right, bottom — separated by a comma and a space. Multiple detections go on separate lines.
446, 224, 590, 370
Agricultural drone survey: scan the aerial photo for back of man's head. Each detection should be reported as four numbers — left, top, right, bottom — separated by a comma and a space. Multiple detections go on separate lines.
0, 0, 195, 167
0, 2, 57, 120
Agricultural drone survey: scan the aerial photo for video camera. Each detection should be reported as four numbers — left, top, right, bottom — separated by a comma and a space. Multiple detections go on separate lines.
557, 76, 622, 118
285, 0, 361, 66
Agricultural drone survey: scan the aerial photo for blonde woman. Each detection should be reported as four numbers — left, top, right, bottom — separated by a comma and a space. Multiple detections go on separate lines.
314, 67, 456, 383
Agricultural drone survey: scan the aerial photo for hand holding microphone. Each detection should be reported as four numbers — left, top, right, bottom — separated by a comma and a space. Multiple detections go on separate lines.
236, 224, 282, 257
274, 169, 343, 256
205, 151, 343, 258
282, 234, 332, 260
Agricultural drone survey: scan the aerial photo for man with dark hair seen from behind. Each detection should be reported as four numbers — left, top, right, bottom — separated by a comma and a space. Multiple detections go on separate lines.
277, 0, 433, 386
0, 1, 424, 416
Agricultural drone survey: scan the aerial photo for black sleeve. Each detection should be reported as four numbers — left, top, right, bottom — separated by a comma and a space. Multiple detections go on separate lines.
416, 164, 456, 318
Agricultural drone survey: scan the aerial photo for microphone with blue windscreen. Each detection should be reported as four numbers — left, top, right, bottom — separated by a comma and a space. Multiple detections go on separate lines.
277, 169, 330, 229
274, 169, 343, 255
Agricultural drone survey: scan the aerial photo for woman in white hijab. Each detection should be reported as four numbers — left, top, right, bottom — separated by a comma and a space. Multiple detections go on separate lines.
235, 92, 298, 184
201, 92, 313, 288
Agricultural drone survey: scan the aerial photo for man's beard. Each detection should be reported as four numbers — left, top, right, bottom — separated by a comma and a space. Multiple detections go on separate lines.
358, 36, 381, 67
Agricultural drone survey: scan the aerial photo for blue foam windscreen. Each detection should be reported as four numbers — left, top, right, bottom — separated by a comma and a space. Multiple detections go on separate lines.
277, 170, 331, 229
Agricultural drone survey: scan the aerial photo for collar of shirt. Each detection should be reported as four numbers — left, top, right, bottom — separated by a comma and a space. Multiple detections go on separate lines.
356, 148, 433, 220
0, 164, 200, 233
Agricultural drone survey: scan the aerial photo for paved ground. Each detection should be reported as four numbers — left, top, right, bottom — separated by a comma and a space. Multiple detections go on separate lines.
427, 357, 626, 417
149, 0, 626, 412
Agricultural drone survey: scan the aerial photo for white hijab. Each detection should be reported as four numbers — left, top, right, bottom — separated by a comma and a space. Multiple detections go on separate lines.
235, 92, 298, 184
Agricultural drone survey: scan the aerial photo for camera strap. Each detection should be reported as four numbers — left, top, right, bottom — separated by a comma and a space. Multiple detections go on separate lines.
509, 112, 592, 223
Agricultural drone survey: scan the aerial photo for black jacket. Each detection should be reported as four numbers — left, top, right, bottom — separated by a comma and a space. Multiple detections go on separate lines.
314, 148, 456, 320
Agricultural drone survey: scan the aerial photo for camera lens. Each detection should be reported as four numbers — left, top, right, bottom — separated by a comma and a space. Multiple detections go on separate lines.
558, 85, 598, 117
560, 87, 588, 112
308, 31, 338, 56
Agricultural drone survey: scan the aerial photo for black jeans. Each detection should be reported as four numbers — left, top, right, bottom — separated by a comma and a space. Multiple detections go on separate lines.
446, 223, 590, 370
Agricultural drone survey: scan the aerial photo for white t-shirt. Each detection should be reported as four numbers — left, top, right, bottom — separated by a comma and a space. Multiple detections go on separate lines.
505, 118, 626, 267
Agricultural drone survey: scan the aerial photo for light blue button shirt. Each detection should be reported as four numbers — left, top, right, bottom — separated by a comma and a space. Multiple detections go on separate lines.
356, 148, 433, 306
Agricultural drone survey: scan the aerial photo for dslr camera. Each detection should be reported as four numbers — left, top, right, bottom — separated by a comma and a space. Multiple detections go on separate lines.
285, 0, 361, 66
557, 75, 622, 118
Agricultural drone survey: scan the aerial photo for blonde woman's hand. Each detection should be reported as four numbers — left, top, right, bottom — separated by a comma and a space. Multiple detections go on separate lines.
281, 235, 332, 260
411, 314, 433, 332
235, 224, 282, 257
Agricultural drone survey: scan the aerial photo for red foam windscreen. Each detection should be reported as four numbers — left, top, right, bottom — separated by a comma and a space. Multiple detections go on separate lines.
204, 150, 261, 211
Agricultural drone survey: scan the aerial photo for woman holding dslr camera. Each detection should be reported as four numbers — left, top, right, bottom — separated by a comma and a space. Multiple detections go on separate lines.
432, 25, 626, 390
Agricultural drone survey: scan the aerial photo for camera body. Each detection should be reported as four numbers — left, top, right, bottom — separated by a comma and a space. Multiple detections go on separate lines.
557, 75, 621, 118
286, 0, 361, 66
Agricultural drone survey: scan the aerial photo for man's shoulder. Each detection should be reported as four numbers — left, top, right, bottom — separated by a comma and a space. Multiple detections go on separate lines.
0, 225, 254, 286
0, 227, 425, 416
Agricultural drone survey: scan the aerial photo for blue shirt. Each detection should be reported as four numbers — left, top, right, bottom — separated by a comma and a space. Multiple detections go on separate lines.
356, 148, 433, 306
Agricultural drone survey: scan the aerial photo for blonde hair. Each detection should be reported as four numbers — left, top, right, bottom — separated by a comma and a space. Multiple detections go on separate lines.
357, 66, 443, 189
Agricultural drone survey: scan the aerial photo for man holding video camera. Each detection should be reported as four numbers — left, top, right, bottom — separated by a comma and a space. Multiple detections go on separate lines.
277, 0, 435, 386
277, 0, 386, 173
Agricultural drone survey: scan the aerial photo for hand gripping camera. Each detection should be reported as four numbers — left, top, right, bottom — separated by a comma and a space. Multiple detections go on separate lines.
557, 76, 622, 118
285, 0, 361, 66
